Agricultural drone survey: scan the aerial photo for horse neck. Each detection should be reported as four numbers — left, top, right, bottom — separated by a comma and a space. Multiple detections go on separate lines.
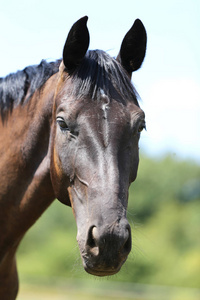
0, 74, 58, 229
0, 74, 60, 260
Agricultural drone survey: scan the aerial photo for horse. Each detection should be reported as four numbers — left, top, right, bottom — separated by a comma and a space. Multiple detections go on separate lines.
0, 16, 147, 299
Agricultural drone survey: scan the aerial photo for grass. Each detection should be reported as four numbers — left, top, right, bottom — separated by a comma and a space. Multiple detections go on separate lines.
17, 278, 200, 300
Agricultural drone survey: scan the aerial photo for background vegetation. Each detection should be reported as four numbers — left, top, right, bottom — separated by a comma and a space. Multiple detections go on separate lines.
17, 155, 200, 299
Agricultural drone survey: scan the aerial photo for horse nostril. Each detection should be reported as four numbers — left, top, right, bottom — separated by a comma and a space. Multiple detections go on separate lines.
122, 225, 132, 254
87, 226, 99, 256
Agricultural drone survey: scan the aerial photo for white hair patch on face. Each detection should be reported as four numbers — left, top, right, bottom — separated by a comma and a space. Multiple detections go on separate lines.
99, 90, 110, 147
100, 89, 110, 119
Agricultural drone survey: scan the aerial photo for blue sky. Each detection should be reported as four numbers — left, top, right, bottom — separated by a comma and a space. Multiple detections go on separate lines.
1, 0, 200, 162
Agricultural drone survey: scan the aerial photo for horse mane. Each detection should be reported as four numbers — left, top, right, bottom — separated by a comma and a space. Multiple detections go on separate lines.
0, 50, 139, 120
70, 50, 139, 105
0, 60, 60, 118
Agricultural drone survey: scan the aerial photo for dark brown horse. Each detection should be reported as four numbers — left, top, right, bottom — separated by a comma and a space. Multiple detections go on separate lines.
0, 16, 147, 299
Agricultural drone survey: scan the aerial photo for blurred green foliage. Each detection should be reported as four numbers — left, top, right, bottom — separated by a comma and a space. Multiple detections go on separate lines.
17, 155, 200, 289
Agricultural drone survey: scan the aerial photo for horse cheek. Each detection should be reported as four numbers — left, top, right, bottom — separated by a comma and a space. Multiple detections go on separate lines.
50, 145, 71, 206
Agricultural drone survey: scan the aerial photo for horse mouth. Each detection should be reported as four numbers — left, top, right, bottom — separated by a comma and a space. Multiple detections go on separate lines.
82, 254, 127, 277
83, 261, 122, 277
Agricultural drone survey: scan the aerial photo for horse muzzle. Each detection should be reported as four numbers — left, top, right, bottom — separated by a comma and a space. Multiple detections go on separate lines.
78, 219, 132, 276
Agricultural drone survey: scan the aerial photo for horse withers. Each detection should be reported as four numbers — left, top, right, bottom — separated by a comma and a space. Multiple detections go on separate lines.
0, 16, 147, 299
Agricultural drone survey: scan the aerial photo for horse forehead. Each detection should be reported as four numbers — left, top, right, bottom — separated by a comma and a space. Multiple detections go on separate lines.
79, 100, 132, 133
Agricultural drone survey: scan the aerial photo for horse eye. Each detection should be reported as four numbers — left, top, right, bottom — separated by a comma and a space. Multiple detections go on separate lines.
56, 117, 69, 131
138, 123, 146, 133
138, 126, 144, 133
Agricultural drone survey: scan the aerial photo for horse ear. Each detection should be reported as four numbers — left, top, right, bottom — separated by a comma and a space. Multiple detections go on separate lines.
117, 19, 147, 76
63, 16, 90, 73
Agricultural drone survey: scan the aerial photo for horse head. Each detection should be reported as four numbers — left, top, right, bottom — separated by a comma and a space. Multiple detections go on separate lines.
50, 16, 147, 276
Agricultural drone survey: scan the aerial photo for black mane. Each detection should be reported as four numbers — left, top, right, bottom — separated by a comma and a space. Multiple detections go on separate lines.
0, 50, 139, 120
70, 50, 139, 105
0, 60, 60, 118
